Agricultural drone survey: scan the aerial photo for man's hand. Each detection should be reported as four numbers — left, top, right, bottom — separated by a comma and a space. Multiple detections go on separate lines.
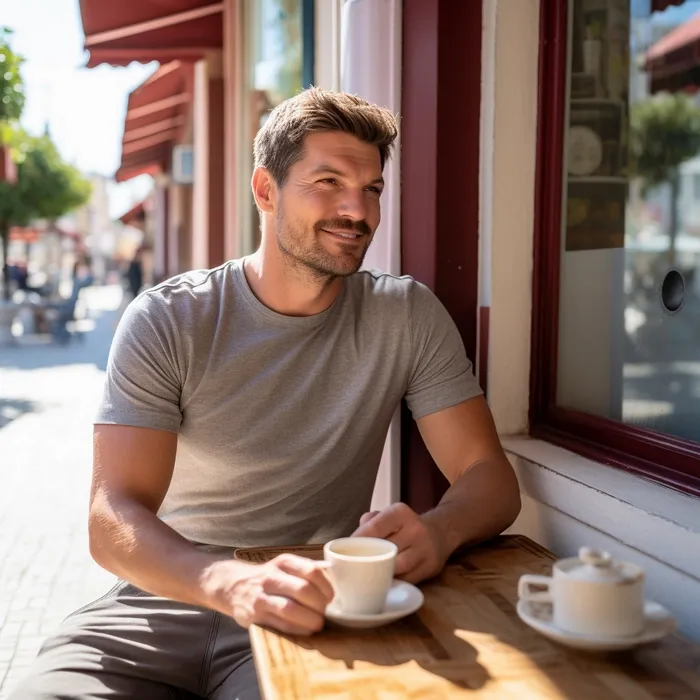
352, 503, 449, 584
202, 554, 334, 636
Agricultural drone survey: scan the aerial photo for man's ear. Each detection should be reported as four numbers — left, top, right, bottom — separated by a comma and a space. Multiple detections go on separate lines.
251, 167, 277, 214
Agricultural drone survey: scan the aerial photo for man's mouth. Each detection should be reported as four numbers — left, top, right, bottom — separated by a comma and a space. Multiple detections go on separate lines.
322, 229, 363, 240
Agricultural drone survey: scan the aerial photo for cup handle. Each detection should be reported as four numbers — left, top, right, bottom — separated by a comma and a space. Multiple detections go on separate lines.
518, 575, 553, 603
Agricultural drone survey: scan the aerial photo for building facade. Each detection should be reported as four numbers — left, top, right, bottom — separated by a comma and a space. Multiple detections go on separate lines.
78, 0, 700, 640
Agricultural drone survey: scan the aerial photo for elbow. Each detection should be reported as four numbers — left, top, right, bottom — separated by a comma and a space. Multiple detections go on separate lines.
88, 510, 107, 567
501, 469, 522, 532
492, 459, 521, 534
88, 501, 116, 570
503, 487, 522, 532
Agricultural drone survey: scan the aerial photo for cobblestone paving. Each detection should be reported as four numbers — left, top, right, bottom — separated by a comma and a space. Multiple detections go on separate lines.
0, 286, 122, 697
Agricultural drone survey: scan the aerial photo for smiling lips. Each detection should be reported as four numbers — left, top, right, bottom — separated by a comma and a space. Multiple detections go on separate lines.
322, 228, 364, 241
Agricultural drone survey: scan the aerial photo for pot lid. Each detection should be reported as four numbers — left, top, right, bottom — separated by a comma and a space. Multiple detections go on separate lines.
566, 547, 642, 584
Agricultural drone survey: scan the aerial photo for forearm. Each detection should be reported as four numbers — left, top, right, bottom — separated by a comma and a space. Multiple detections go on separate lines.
88, 493, 252, 613
422, 457, 521, 557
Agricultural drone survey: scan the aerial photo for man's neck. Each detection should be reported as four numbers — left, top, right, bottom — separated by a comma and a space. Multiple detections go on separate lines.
243, 249, 344, 317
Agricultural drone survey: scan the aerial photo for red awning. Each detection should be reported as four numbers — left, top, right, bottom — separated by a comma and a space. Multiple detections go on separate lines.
79, 0, 223, 68
652, 0, 686, 12
9, 227, 40, 244
116, 62, 193, 183
118, 199, 147, 225
646, 11, 700, 93
9, 226, 82, 244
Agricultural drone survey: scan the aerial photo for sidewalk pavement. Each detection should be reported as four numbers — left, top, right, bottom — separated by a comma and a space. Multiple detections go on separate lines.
0, 286, 123, 698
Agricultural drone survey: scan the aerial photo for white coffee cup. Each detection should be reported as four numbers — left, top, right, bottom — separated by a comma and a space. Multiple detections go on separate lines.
518, 546, 645, 638
323, 537, 398, 615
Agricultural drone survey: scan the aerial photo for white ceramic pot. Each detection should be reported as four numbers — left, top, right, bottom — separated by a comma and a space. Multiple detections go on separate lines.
518, 546, 645, 638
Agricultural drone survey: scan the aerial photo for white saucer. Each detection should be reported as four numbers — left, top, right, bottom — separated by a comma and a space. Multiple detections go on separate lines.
517, 599, 677, 651
325, 580, 424, 629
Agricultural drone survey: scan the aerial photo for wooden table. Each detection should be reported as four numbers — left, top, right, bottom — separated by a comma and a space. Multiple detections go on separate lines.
235, 535, 700, 699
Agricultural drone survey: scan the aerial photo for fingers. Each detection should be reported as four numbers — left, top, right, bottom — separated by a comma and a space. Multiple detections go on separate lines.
394, 549, 433, 584
359, 510, 380, 527
275, 554, 335, 603
351, 504, 443, 584
258, 594, 325, 636
352, 502, 408, 539
245, 555, 335, 636
263, 568, 331, 615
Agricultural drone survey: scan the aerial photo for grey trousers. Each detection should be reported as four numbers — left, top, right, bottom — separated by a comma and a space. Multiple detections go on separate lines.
8, 580, 261, 700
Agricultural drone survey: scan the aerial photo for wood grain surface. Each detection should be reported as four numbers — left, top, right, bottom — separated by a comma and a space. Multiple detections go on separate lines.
235, 535, 700, 699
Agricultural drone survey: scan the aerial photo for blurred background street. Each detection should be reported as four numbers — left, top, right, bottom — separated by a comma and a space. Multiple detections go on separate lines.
0, 286, 120, 697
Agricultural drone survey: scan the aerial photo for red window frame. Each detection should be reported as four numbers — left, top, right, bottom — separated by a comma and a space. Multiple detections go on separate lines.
530, 0, 700, 497
400, 0, 483, 512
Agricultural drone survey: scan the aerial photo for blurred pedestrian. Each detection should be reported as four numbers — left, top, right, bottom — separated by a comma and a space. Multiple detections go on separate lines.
125, 247, 144, 300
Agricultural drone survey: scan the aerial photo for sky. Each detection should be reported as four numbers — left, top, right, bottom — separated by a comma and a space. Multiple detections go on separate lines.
0, 0, 157, 218
651, 0, 700, 22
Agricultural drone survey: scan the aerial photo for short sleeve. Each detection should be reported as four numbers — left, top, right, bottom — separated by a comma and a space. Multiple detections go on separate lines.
95, 292, 184, 432
404, 282, 483, 419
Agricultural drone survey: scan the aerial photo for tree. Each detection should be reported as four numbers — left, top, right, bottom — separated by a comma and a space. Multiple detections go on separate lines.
0, 26, 26, 302
630, 93, 700, 264
0, 131, 92, 300
0, 27, 25, 124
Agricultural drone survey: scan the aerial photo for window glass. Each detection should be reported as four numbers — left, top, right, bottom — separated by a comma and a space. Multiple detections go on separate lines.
243, 0, 303, 248
558, 0, 700, 443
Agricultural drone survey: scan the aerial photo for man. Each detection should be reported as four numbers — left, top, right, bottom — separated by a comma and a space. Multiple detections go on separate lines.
12, 88, 520, 700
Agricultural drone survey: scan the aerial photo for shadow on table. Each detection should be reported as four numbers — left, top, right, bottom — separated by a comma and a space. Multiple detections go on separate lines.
292, 613, 493, 693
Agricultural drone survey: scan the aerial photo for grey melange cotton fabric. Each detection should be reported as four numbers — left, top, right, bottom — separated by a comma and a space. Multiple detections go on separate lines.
11, 258, 482, 699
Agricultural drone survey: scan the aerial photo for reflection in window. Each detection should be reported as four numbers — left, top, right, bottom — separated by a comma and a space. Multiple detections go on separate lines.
244, 0, 304, 247
557, 0, 700, 444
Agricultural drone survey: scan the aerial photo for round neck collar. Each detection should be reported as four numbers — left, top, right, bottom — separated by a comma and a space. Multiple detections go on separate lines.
232, 258, 346, 328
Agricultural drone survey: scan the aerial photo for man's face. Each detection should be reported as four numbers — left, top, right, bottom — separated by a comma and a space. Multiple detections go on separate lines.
274, 131, 384, 279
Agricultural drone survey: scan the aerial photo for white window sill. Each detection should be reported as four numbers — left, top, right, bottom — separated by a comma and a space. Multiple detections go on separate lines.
501, 435, 700, 641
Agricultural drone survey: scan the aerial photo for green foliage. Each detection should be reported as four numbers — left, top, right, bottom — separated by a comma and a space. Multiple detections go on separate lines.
0, 131, 92, 228
630, 93, 700, 188
0, 27, 26, 125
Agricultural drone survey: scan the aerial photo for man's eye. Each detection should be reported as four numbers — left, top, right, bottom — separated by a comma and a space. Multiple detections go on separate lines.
319, 178, 337, 185
366, 186, 382, 194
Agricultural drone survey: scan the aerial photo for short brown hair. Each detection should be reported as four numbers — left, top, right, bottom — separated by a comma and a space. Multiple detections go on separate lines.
253, 87, 399, 186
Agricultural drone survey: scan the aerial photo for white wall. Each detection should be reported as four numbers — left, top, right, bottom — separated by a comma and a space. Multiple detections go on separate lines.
314, 0, 342, 91
341, 0, 402, 511
152, 176, 169, 281
223, 0, 244, 261
191, 59, 210, 270
482, 0, 700, 641
482, 0, 540, 436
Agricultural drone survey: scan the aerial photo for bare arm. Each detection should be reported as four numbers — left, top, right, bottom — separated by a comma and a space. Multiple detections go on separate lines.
354, 396, 521, 582
417, 395, 521, 554
89, 425, 333, 633
89, 424, 235, 609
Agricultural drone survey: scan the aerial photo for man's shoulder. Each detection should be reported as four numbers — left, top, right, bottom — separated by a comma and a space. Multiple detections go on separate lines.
350, 268, 420, 297
145, 260, 236, 301
348, 269, 436, 308
124, 261, 238, 332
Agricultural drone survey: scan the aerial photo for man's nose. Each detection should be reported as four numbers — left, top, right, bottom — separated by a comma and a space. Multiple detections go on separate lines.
336, 189, 367, 221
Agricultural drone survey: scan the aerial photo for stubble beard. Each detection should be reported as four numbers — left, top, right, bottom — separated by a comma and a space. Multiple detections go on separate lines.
275, 213, 372, 283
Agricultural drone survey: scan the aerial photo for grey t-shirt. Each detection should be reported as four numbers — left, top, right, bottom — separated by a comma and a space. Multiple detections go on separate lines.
96, 259, 482, 548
